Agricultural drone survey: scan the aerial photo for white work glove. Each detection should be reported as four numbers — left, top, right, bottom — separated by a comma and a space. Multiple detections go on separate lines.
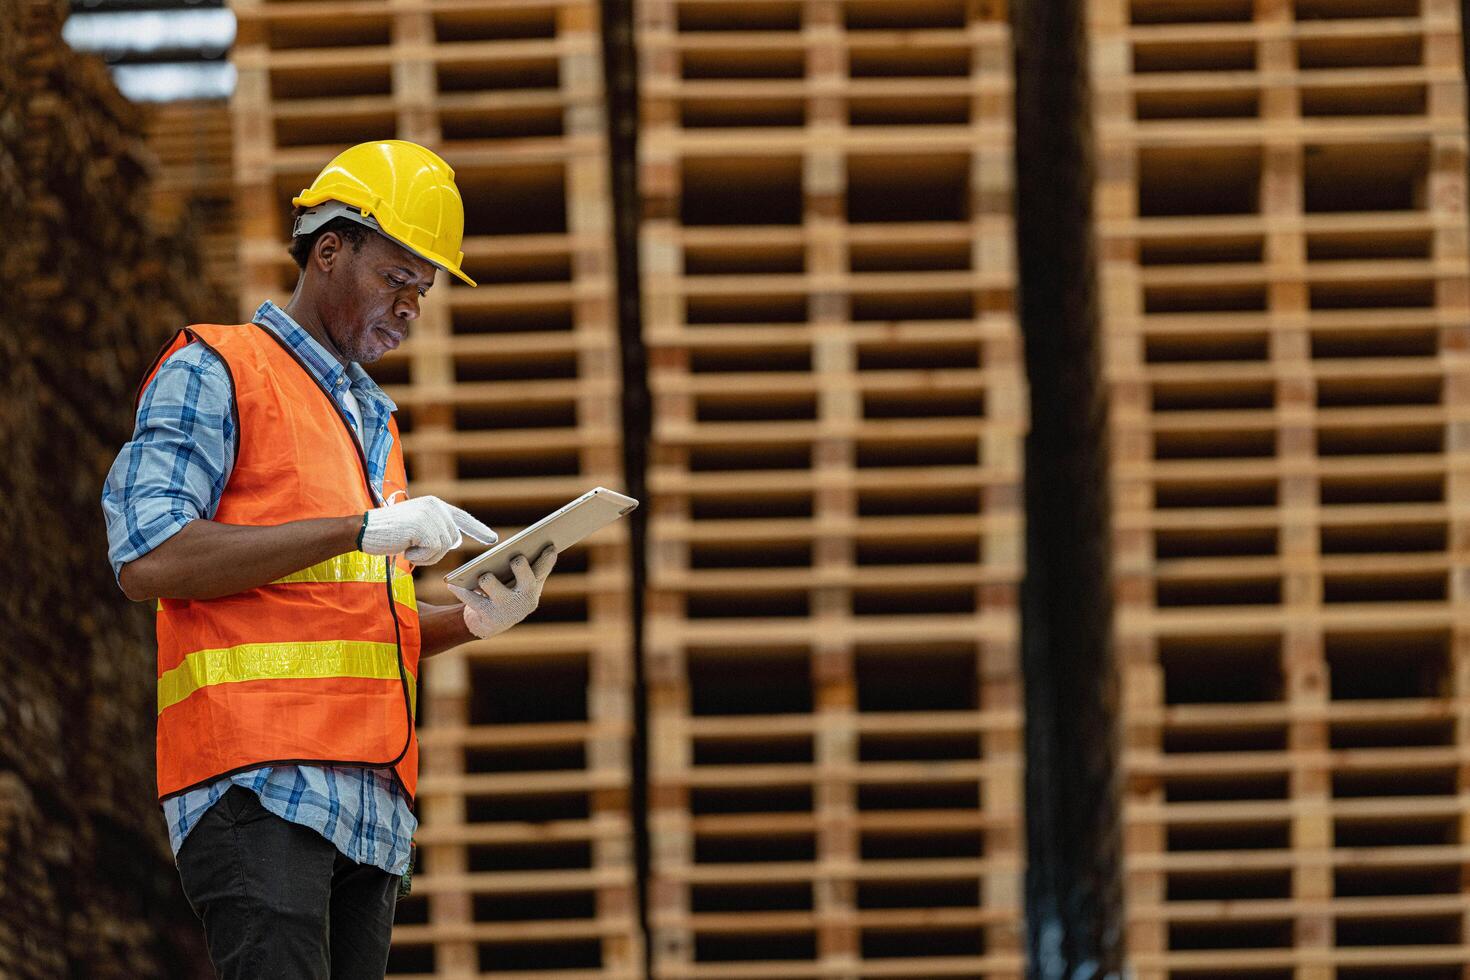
446, 545, 557, 639
360, 495, 498, 565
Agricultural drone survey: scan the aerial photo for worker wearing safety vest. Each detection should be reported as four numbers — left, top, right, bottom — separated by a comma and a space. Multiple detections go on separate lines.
101, 140, 553, 979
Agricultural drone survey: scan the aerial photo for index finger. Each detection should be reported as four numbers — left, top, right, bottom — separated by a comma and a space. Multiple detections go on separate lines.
447, 505, 499, 546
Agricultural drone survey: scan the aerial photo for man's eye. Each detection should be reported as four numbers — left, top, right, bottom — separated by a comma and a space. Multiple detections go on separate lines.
386, 276, 404, 288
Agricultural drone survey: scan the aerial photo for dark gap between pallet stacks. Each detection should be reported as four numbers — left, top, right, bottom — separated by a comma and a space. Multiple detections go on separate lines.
599, 0, 654, 974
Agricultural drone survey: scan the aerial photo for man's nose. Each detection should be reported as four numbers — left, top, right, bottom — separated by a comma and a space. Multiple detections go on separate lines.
395, 294, 420, 320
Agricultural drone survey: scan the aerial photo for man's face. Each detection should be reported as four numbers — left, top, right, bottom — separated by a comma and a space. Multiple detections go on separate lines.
318, 231, 438, 364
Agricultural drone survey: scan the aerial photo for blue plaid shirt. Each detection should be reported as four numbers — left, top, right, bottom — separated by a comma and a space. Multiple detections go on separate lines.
101, 300, 416, 875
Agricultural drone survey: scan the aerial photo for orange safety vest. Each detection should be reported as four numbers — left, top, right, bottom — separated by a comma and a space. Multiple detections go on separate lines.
139, 322, 421, 801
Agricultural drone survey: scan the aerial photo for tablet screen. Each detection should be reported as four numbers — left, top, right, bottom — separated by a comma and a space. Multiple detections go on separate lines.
442, 487, 638, 591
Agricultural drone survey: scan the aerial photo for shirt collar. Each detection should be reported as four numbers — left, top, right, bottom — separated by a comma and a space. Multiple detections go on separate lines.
251, 300, 397, 412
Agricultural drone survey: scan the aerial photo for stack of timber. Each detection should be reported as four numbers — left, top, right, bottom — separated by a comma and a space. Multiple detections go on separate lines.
143, 98, 239, 310
1089, 0, 1470, 976
637, 1, 1026, 977
0, 0, 216, 974
229, 1, 640, 976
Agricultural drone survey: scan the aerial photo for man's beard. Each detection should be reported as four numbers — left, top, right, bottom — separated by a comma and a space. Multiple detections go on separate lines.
339, 328, 385, 365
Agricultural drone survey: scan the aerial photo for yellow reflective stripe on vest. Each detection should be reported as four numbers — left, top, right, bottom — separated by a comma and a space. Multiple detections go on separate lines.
274, 551, 383, 585
152, 555, 416, 609
157, 639, 417, 718
271, 552, 416, 608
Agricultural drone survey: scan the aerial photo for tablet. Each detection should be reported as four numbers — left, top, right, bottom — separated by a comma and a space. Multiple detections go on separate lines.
443, 487, 639, 591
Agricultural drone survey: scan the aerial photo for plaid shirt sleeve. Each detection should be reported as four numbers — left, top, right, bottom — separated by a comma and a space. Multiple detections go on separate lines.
101, 341, 236, 584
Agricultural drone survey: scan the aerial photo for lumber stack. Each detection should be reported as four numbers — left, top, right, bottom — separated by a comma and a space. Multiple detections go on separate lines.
1088, 0, 1470, 975
0, 0, 217, 975
636, 1, 1026, 976
227, 0, 640, 975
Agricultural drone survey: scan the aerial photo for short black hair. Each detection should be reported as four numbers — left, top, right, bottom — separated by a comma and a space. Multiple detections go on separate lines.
287, 210, 371, 271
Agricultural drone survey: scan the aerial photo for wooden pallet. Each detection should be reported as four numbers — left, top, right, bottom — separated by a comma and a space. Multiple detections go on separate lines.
637, 1, 1026, 976
230, 0, 611, 313
229, 1, 641, 974
1089, 0, 1470, 975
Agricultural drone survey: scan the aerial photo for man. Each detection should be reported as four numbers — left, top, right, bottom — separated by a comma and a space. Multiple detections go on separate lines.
101, 139, 552, 978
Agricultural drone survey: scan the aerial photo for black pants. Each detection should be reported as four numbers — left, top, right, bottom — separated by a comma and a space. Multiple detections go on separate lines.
175, 785, 399, 980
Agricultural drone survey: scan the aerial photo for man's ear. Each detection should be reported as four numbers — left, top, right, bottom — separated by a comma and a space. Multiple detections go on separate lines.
313, 232, 341, 274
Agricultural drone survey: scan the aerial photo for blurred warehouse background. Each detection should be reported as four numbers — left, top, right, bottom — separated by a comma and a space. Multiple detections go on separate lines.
3, 0, 1470, 977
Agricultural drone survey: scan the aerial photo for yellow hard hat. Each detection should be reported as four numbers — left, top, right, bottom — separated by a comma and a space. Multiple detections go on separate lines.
292, 140, 477, 287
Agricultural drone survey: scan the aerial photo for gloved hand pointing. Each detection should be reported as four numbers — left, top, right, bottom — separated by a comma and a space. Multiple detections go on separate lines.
447, 545, 557, 639
360, 495, 498, 565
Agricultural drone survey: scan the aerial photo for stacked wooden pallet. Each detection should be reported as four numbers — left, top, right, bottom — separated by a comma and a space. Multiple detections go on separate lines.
637, 1, 1026, 976
1088, 0, 1470, 975
229, 2, 640, 976
143, 98, 239, 310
